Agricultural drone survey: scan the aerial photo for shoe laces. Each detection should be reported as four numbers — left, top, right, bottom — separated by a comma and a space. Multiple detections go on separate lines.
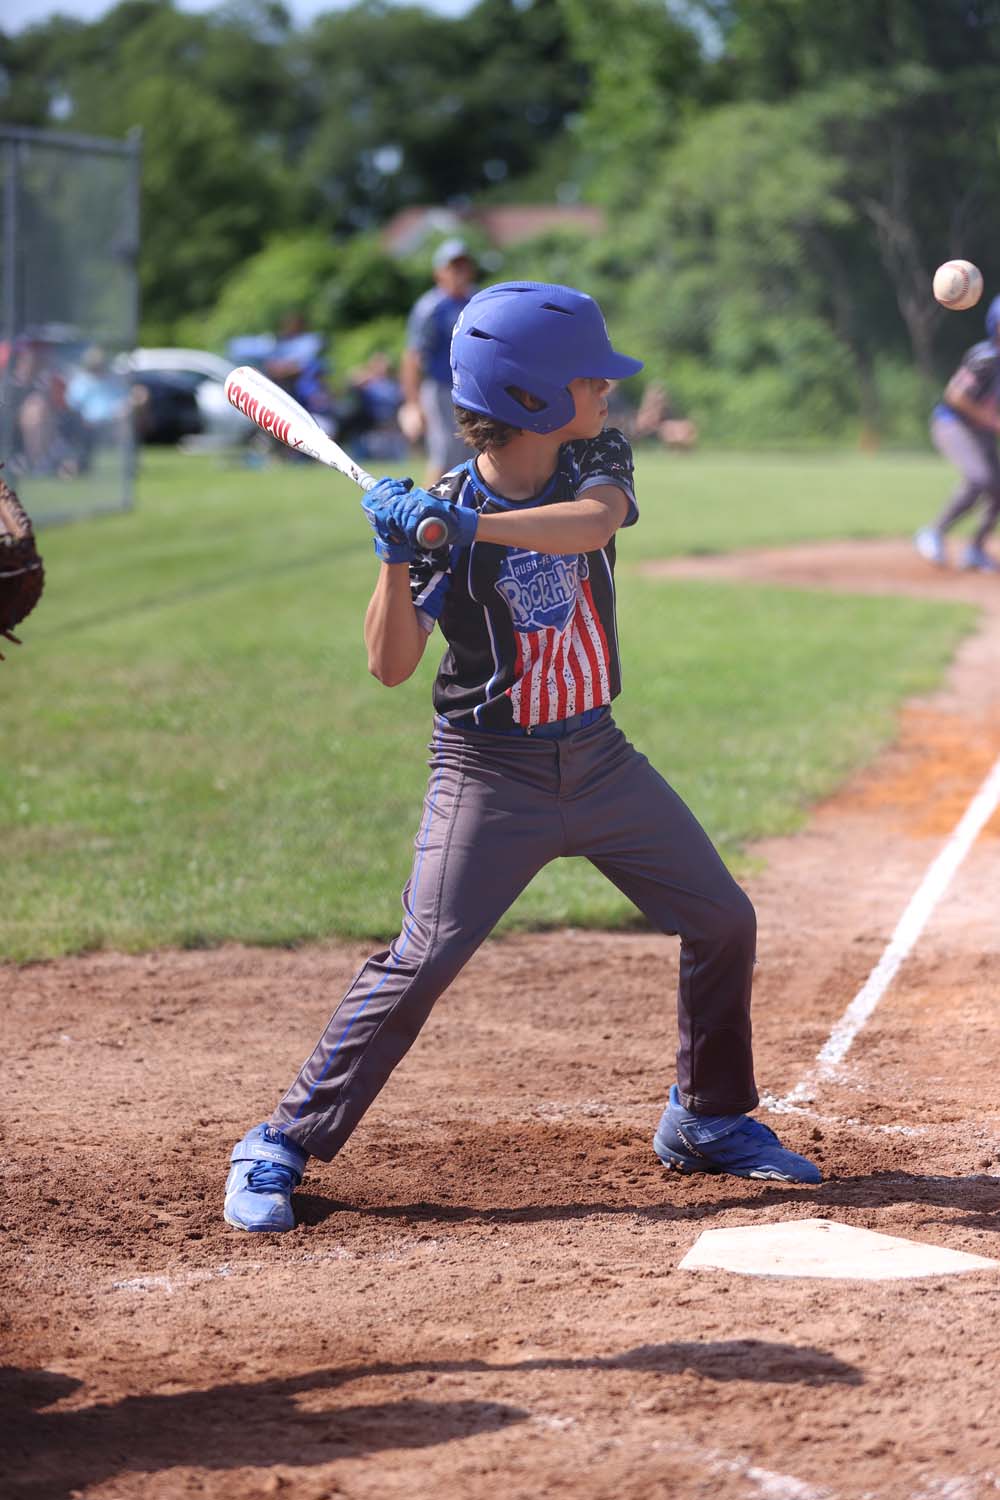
245, 1161, 296, 1195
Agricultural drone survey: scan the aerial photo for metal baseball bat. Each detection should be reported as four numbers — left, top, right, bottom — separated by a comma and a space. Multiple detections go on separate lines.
223, 365, 451, 549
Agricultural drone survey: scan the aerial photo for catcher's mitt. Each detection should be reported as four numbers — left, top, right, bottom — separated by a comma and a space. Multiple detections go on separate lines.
0, 474, 44, 659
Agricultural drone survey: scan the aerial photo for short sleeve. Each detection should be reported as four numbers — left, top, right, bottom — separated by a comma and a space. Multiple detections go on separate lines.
572, 428, 638, 526
406, 466, 470, 628
409, 548, 451, 629
950, 342, 1000, 404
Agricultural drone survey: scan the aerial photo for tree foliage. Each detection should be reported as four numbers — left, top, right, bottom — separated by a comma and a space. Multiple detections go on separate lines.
4, 0, 1000, 439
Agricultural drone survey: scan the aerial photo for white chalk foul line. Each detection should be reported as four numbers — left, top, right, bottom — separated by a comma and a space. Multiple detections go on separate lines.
775, 751, 1000, 1111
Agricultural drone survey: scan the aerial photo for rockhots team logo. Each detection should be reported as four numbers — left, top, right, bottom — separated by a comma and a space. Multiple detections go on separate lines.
495, 551, 585, 632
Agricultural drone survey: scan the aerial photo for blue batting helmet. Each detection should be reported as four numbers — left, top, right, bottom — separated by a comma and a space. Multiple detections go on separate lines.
450, 281, 643, 434
986, 295, 1000, 341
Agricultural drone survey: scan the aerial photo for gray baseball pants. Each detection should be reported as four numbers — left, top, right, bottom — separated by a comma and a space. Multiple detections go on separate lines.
420, 378, 468, 476
272, 714, 758, 1161
931, 414, 1000, 547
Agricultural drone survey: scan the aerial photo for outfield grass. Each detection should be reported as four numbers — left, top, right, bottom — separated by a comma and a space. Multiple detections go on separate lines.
1, 445, 974, 961
631, 446, 955, 556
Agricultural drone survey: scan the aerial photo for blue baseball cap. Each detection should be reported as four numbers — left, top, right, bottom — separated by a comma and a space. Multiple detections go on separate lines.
433, 237, 475, 271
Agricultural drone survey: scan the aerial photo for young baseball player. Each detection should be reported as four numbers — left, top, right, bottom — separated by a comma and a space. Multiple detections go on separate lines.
225, 281, 820, 1233
915, 293, 1000, 573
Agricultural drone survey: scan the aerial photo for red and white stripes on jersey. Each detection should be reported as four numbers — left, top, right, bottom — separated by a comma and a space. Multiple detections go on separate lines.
508, 571, 612, 726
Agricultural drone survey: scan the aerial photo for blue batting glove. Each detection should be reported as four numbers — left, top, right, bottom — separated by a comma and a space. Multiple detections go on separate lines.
362, 476, 413, 530
365, 476, 413, 507
371, 530, 417, 565
362, 478, 416, 565
378, 483, 438, 534
405, 497, 478, 551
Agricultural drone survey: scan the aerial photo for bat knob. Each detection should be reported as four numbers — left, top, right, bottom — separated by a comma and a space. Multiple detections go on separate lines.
415, 516, 450, 549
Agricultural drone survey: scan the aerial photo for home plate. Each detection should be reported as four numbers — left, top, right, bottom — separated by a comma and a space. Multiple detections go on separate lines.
679, 1218, 999, 1280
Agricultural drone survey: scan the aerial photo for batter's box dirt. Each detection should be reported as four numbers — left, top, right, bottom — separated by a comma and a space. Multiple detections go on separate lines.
5, 540, 1000, 1500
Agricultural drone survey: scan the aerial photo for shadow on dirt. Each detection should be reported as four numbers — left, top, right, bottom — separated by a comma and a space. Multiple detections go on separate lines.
501, 1341, 862, 1385
297, 1169, 1000, 1233
1, 1365, 526, 1500
2, 1339, 861, 1499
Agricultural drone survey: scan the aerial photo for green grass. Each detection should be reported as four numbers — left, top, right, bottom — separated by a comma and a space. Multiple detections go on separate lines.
1, 445, 974, 961
629, 445, 955, 556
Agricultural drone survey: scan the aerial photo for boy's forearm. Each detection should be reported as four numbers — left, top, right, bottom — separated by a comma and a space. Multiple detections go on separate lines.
474, 489, 630, 554
364, 565, 428, 686
956, 397, 1000, 435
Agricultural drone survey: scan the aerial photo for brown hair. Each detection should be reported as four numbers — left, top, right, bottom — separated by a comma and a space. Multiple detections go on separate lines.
454, 386, 547, 453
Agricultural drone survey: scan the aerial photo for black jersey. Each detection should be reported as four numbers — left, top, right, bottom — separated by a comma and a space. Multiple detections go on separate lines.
937, 339, 1000, 428
409, 429, 637, 729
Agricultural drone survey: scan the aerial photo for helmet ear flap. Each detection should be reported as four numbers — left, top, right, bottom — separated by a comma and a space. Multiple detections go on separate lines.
452, 338, 575, 433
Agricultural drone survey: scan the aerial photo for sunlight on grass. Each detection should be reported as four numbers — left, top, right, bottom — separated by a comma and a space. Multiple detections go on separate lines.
1, 446, 973, 960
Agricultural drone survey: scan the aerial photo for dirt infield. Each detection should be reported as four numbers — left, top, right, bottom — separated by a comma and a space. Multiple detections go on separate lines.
5, 541, 1000, 1500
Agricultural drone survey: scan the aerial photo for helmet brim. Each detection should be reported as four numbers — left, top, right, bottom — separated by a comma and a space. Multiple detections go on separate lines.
589, 351, 644, 379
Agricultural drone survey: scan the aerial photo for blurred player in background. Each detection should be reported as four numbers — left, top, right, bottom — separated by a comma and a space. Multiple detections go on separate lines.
400, 238, 477, 484
915, 294, 1000, 573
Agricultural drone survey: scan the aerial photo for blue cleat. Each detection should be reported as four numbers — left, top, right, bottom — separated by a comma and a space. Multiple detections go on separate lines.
654, 1086, 821, 1184
960, 543, 1000, 574
224, 1123, 307, 1232
914, 527, 947, 567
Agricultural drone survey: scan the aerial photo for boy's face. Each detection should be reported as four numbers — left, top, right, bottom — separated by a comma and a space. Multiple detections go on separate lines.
560, 377, 612, 440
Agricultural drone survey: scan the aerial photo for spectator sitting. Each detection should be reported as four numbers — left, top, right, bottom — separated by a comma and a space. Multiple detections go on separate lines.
265, 313, 338, 435
5, 339, 79, 477
635, 382, 698, 452
228, 316, 338, 454
346, 352, 405, 459
64, 346, 129, 470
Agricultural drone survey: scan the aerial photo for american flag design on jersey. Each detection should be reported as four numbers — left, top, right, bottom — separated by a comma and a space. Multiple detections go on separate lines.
409, 428, 637, 730
495, 550, 611, 725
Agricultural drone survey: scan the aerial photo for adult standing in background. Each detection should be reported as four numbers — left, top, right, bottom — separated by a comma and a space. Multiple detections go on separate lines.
400, 238, 477, 485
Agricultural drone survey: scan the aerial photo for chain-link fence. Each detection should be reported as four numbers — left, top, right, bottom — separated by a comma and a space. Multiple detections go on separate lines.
1, 125, 141, 526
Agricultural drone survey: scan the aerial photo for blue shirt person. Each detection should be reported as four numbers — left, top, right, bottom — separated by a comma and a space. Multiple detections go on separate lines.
400, 238, 477, 485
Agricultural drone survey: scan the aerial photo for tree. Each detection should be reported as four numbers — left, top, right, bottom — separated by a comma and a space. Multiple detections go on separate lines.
291, 0, 583, 231
612, 91, 863, 438
698, 3, 1000, 383
111, 74, 287, 335
707, 0, 1000, 96
556, 0, 708, 207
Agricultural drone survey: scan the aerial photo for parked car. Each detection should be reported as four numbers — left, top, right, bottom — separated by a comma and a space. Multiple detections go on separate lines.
120, 348, 253, 448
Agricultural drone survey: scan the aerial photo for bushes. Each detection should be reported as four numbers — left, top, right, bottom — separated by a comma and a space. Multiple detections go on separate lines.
174, 233, 343, 351
170, 230, 426, 354
333, 316, 408, 377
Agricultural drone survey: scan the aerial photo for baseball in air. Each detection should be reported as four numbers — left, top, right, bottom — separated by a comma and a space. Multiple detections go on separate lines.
932, 259, 984, 310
